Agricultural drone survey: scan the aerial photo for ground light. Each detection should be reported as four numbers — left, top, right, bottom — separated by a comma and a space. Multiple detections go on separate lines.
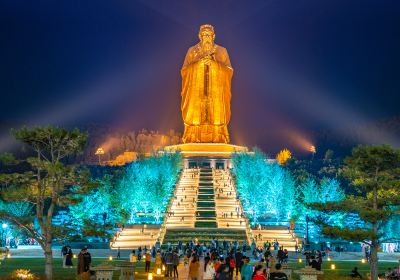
108, 256, 113, 261
148, 273, 153, 280
327, 257, 332, 261
156, 268, 161, 275
298, 258, 302, 263
73, 254, 77, 259
7, 254, 11, 258
331, 264, 336, 270
361, 258, 366, 263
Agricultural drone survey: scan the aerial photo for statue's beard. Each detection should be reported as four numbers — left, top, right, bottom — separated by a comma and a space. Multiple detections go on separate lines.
201, 41, 214, 54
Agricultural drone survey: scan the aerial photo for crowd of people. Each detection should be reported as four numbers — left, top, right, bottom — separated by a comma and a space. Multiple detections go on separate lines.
124, 241, 290, 280
60, 240, 400, 280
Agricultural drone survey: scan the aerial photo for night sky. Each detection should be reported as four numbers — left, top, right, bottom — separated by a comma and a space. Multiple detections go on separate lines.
1, 0, 400, 154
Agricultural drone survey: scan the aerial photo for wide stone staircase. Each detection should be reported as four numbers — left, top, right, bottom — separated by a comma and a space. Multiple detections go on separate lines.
166, 168, 199, 228
253, 226, 298, 252
162, 167, 248, 247
162, 228, 248, 246
110, 224, 160, 249
214, 169, 246, 229
195, 168, 217, 228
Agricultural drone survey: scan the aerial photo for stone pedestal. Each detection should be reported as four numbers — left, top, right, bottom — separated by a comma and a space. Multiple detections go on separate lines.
294, 266, 323, 280
116, 262, 135, 280
281, 264, 293, 279
92, 263, 117, 280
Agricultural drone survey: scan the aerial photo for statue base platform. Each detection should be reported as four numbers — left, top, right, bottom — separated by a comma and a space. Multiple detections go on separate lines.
164, 143, 249, 157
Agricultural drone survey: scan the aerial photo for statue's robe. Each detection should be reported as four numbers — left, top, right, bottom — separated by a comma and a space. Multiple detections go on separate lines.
181, 43, 233, 143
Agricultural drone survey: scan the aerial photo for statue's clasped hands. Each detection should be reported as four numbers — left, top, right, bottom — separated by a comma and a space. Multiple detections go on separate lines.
201, 55, 214, 66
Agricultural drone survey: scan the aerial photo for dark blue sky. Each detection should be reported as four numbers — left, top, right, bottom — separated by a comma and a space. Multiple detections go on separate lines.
1, 0, 400, 152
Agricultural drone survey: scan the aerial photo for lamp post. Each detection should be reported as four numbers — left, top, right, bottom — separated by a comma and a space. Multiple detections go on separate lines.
309, 145, 316, 161
95, 147, 105, 165
1, 223, 8, 247
305, 215, 309, 248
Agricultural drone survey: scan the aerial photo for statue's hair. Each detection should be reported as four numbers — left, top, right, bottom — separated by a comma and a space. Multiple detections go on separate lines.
199, 24, 215, 34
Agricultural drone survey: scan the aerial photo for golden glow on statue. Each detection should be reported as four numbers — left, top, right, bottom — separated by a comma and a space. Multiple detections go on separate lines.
181, 24, 233, 143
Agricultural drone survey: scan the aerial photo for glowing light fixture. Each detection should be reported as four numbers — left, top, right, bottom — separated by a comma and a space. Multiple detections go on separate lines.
148, 273, 153, 280
361, 258, 366, 263
108, 256, 113, 261
327, 257, 332, 261
331, 264, 336, 270
156, 268, 162, 275
2, 224, 7, 229
298, 258, 302, 263
95, 147, 105, 165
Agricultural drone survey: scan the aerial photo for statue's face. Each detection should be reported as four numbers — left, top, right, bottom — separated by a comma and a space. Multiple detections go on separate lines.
199, 29, 215, 46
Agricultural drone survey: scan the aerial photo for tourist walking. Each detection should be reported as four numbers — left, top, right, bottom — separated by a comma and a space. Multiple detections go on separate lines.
216, 258, 231, 280
203, 257, 215, 280
154, 250, 162, 271
77, 247, 91, 276
145, 251, 151, 272
165, 248, 174, 277
173, 249, 179, 278
129, 250, 137, 268
61, 244, 68, 268
235, 249, 243, 276
240, 256, 254, 280
188, 255, 200, 280
252, 265, 266, 280
65, 246, 73, 268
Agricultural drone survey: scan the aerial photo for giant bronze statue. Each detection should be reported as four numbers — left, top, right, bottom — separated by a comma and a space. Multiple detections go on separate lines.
181, 24, 233, 143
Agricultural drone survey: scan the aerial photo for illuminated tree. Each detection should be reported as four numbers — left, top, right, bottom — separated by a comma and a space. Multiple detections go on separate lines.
67, 176, 122, 237
115, 152, 181, 224
276, 148, 292, 165
312, 145, 400, 280
232, 149, 298, 223
0, 127, 95, 280
298, 177, 346, 239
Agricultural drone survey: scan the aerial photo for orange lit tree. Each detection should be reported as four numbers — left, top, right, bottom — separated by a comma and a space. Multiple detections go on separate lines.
276, 148, 292, 165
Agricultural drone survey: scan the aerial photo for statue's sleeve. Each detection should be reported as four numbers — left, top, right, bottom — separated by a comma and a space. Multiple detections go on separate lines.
182, 47, 195, 69
221, 47, 232, 69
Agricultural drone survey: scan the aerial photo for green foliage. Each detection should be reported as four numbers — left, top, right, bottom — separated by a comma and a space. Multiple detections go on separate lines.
0, 153, 18, 165
310, 145, 400, 280
0, 126, 96, 249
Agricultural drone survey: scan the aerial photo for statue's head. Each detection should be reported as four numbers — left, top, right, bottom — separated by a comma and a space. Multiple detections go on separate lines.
199, 24, 215, 47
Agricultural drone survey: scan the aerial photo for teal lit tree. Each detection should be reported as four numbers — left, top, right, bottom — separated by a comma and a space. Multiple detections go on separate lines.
232, 149, 298, 223
115, 152, 181, 224
298, 177, 346, 239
